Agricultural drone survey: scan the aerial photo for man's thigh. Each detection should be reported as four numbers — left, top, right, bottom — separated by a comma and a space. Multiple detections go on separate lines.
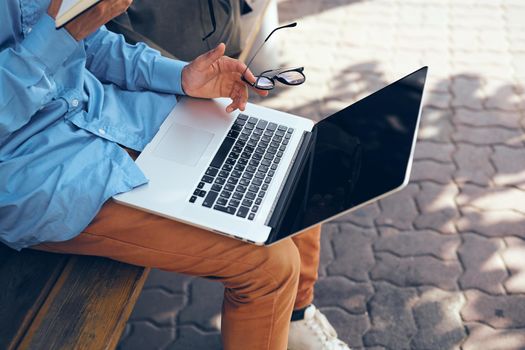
34, 200, 297, 278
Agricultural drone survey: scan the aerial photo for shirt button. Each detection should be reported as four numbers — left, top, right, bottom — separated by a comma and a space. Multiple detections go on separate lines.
98, 128, 106, 135
71, 99, 79, 107
27, 27, 32, 33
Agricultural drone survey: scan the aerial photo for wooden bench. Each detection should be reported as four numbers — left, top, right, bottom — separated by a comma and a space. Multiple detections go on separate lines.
0, 1, 274, 349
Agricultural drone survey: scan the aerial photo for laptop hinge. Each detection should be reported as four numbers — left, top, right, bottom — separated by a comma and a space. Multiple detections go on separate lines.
266, 130, 314, 234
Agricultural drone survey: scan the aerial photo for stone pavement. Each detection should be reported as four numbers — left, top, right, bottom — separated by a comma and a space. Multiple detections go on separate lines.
118, 0, 525, 349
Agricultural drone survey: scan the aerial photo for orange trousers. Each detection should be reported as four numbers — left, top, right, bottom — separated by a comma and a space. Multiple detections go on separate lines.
35, 200, 321, 350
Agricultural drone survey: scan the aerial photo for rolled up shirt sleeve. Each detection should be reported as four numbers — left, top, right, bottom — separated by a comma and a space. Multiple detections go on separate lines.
0, 13, 79, 139
83, 26, 187, 95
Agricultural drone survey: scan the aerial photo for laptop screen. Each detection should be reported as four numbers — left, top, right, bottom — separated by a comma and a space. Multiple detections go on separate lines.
268, 67, 427, 243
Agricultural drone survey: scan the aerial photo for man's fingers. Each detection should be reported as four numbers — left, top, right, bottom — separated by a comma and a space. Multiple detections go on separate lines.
194, 43, 226, 70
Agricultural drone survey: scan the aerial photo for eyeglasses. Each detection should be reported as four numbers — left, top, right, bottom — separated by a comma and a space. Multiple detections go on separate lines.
241, 22, 306, 90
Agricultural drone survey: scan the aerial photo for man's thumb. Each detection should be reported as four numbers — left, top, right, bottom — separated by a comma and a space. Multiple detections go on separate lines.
197, 43, 226, 67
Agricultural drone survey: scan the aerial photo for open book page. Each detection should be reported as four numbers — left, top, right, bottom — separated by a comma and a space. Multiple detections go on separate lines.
57, 0, 80, 19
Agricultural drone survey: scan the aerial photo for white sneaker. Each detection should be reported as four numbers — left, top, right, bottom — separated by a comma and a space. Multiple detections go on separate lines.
288, 305, 351, 350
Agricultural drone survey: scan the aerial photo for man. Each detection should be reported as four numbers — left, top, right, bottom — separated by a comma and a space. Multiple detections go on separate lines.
0, 0, 350, 349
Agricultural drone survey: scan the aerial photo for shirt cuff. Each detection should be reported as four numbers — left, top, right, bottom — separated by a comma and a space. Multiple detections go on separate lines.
151, 57, 188, 96
21, 13, 79, 73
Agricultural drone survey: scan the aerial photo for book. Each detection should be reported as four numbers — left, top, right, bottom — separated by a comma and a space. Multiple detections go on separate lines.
55, 0, 102, 28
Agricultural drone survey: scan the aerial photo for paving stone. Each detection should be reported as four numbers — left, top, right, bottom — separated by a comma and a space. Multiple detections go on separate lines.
484, 79, 522, 111
457, 206, 525, 239
410, 287, 466, 350
375, 227, 461, 260
144, 269, 193, 294
501, 236, 525, 294
418, 107, 455, 143
410, 160, 455, 184
117, 321, 174, 350
453, 124, 524, 147
457, 183, 525, 214
453, 143, 494, 186
453, 108, 522, 128
318, 223, 338, 277
451, 75, 485, 110
314, 276, 374, 314
362, 282, 418, 350
461, 290, 525, 328
414, 182, 460, 234
167, 326, 221, 350
317, 307, 370, 349
491, 145, 525, 189
463, 322, 525, 350
371, 252, 462, 290
334, 203, 381, 228
375, 184, 419, 230
457, 233, 507, 294
413, 141, 455, 163
327, 224, 376, 282
128, 288, 185, 326
178, 278, 224, 332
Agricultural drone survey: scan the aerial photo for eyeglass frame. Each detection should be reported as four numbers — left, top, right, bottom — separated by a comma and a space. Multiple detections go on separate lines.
241, 22, 304, 90
242, 66, 306, 90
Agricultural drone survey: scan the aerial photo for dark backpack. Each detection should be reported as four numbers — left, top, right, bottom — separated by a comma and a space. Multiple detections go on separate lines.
107, 0, 250, 60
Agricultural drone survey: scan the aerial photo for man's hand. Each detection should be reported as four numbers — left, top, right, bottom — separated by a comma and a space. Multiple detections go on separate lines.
48, 0, 132, 41
182, 43, 268, 113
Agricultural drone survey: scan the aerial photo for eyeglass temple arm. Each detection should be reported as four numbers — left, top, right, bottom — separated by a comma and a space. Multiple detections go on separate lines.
242, 22, 297, 79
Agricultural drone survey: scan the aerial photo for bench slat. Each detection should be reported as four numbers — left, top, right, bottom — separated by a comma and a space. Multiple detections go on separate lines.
16, 256, 149, 350
0, 245, 68, 350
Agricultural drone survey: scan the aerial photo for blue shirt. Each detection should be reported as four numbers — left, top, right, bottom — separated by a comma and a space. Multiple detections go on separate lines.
0, 0, 187, 250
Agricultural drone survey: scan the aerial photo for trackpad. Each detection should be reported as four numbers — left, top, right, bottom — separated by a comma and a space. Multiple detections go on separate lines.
153, 123, 214, 166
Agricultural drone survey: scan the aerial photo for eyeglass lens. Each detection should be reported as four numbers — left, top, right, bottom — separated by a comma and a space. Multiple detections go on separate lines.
276, 71, 305, 85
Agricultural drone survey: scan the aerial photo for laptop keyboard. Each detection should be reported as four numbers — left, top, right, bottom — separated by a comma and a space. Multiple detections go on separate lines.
189, 113, 294, 220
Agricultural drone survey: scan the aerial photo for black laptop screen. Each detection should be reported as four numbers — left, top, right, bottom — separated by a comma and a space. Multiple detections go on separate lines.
269, 67, 427, 242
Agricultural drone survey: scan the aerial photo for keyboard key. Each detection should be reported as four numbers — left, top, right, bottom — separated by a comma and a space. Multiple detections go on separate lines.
270, 164, 278, 170
256, 120, 268, 129
262, 184, 269, 190
261, 159, 271, 166
189, 196, 197, 203
270, 141, 279, 148
247, 165, 257, 173
285, 133, 291, 139
259, 141, 269, 148
220, 190, 232, 198
212, 184, 222, 192
276, 151, 283, 158
219, 170, 229, 178
237, 206, 250, 218
227, 177, 239, 185
253, 129, 263, 136
251, 205, 259, 212
225, 158, 236, 165
242, 172, 254, 179
234, 164, 246, 171
276, 130, 285, 136
222, 164, 233, 171
259, 190, 266, 198
225, 184, 235, 191
267, 122, 277, 131
227, 130, 239, 138
242, 199, 253, 207
248, 213, 255, 220
264, 130, 274, 137
229, 152, 239, 159
233, 192, 243, 200
279, 144, 287, 151
249, 184, 260, 192
238, 114, 248, 120
248, 117, 258, 124
246, 191, 256, 200
233, 146, 243, 153
255, 198, 262, 205
255, 147, 265, 154
214, 205, 236, 215
283, 139, 289, 145
240, 178, 250, 186
278, 125, 287, 131
249, 159, 259, 166
274, 158, 281, 164
264, 177, 272, 184
237, 185, 247, 193
217, 198, 228, 206
229, 199, 240, 208
252, 178, 262, 186
239, 134, 249, 141
193, 189, 201, 196
252, 153, 262, 160
261, 135, 271, 142
267, 147, 277, 154
268, 170, 275, 177
202, 191, 219, 207
273, 135, 282, 142
259, 165, 269, 173
255, 171, 265, 179
197, 182, 205, 189
264, 153, 274, 160
202, 175, 214, 183
234, 119, 246, 126
232, 124, 243, 132
238, 158, 248, 165
245, 123, 254, 130
232, 170, 242, 178
287, 128, 294, 134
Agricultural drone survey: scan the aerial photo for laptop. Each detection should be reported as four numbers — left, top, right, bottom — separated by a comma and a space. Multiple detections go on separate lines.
114, 67, 428, 245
